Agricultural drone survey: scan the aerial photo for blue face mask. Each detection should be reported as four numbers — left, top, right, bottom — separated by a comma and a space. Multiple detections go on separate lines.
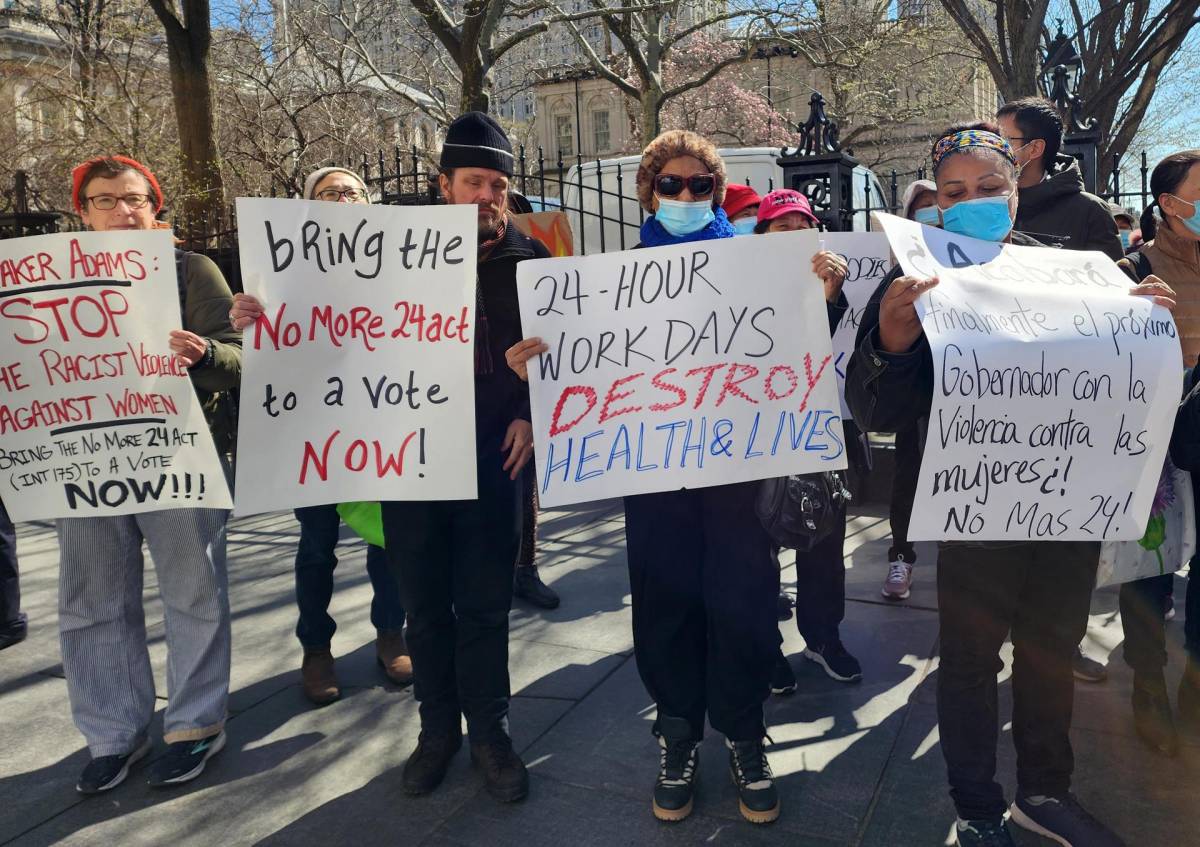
1119, 229, 1132, 249
1168, 194, 1200, 236
731, 217, 757, 236
938, 194, 1014, 242
655, 197, 715, 237
913, 206, 940, 226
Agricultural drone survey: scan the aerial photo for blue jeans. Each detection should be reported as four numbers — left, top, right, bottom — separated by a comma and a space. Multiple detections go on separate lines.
294, 504, 405, 650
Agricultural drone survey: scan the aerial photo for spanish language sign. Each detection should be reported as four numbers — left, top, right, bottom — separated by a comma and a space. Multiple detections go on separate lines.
823, 232, 894, 418
517, 230, 846, 508
874, 212, 1180, 542
0, 230, 232, 520
234, 198, 477, 514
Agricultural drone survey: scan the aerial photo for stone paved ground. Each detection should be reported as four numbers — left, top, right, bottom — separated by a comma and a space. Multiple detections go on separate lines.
1, 502, 1197, 846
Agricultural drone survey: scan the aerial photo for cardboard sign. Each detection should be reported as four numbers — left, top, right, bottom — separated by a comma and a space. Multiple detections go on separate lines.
517, 230, 846, 508
822, 232, 894, 418
0, 230, 232, 519
511, 211, 575, 256
233, 198, 478, 515
875, 212, 1179, 542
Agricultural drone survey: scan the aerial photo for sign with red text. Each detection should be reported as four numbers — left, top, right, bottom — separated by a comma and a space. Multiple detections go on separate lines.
517, 230, 846, 508
0, 230, 232, 520
874, 212, 1179, 542
233, 198, 477, 514
822, 232, 894, 419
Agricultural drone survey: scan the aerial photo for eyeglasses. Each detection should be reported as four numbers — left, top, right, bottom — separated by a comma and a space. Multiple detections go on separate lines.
86, 193, 152, 211
316, 187, 365, 202
654, 173, 716, 198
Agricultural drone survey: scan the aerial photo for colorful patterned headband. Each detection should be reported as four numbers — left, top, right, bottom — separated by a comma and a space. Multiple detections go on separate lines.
932, 130, 1017, 170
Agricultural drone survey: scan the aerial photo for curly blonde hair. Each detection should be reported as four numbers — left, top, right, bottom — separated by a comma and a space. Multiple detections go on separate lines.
635, 130, 727, 213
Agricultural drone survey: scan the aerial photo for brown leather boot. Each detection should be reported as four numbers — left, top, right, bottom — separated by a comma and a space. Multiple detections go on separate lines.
376, 631, 413, 686
301, 649, 340, 706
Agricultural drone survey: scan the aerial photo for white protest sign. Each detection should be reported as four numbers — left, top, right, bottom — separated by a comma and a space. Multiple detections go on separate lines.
234, 198, 477, 515
822, 232, 894, 419
874, 212, 1179, 542
517, 230, 846, 508
0, 230, 232, 520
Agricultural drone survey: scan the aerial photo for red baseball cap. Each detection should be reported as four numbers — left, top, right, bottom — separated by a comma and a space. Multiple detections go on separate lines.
71, 155, 164, 214
757, 189, 819, 227
722, 183, 762, 220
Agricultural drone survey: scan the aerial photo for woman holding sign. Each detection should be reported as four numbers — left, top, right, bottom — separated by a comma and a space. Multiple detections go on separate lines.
845, 126, 1174, 847
1115, 150, 1200, 757
229, 167, 412, 706
58, 156, 241, 794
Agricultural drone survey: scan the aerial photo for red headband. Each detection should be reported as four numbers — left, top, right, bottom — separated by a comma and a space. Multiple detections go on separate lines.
71, 155, 164, 214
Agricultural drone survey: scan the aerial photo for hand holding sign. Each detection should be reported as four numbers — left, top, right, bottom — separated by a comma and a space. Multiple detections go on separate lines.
879, 275, 940, 354
506, 337, 549, 383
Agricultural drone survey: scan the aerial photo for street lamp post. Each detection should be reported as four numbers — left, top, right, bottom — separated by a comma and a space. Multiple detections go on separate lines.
1039, 22, 1100, 193
574, 74, 582, 158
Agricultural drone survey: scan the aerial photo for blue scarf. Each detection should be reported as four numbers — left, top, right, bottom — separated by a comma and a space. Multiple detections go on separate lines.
640, 206, 735, 247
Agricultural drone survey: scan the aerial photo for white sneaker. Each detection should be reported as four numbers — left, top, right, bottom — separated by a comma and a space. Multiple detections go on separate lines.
881, 560, 913, 600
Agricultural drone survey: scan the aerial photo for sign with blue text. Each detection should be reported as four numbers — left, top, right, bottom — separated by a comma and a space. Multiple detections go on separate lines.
875, 212, 1180, 542
517, 230, 846, 508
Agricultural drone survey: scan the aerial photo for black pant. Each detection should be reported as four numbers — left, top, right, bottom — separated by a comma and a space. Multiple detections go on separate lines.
1120, 570, 1199, 673
936, 541, 1098, 820
793, 505, 847, 648
292, 504, 405, 650
624, 481, 777, 742
889, 424, 922, 563
517, 466, 537, 567
0, 500, 19, 628
382, 441, 520, 743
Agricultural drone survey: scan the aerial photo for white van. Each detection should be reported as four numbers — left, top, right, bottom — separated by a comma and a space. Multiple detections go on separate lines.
557, 147, 891, 255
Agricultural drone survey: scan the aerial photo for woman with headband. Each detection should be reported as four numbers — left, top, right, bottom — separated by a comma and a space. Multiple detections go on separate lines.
845, 124, 1174, 847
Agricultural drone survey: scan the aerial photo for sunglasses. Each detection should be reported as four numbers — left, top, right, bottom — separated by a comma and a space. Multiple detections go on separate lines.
654, 173, 716, 198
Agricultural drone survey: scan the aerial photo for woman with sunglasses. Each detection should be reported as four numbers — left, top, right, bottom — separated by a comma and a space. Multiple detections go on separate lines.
229, 167, 412, 707
58, 155, 241, 794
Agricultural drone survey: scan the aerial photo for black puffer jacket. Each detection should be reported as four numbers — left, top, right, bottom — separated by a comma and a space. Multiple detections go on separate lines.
475, 222, 549, 441
1014, 158, 1122, 260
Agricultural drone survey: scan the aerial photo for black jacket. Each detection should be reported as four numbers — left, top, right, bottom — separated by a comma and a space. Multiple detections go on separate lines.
1015, 158, 1123, 260
844, 230, 1045, 434
475, 222, 549, 441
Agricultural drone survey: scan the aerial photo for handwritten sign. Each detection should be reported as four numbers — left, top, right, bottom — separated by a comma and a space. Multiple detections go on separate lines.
0, 230, 232, 520
823, 232, 894, 418
517, 230, 846, 508
875, 212, 1180, 541
233, 198, 477, 515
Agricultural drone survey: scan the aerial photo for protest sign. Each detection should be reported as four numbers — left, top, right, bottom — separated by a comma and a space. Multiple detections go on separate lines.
511, 211, 574, 257
517, 230, 846, 508
874, 212, 1180, 542
234, 198, 477, 515
0, 230, 232, 520
822, 232, 893, 418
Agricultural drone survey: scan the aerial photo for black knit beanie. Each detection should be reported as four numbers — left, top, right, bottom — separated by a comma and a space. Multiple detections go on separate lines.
439, 112, 515, 177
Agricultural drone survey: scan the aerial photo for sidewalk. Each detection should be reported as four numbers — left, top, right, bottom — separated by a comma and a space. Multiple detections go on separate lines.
1, 503, 1197, 846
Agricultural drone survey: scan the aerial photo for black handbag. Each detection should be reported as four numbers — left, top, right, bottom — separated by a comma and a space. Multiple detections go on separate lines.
755, 471, 852, 552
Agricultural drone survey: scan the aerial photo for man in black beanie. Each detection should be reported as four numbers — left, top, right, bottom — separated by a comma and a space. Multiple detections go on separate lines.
382, 111, 550, 804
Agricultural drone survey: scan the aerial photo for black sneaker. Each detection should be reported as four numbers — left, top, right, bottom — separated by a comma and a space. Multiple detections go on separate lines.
776, 592, 793, 622
771, 650, 797, 695
76, 739, 151, 794
469, 736, 529, 803
954, 818, 1016, 846
1071, 646, 1107, 683
0, 612, 27, 650
652, 717, 699, 822
402, 727, 463, 795
1010, 793, 1125, 846
146, 730, 226, 787
727, 737, 779, 824
803, 639, 862, 683
1132, 672, 1178, 755
513, 565, 560, 610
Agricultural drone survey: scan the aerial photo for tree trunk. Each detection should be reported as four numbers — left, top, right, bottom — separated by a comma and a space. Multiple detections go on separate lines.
458, 57, 491, 114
